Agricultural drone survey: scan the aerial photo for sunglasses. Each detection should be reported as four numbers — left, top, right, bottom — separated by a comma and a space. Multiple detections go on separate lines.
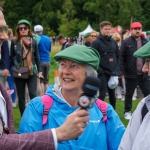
91, 35, 97, 37
19, 26, 28, 31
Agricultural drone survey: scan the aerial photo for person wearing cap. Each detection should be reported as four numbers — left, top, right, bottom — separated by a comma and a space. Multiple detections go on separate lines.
0, 3, 91, 150
10, 19, 44, 116
146, 31, 150, 41
18, 44, 125, 150
120, 21, 150, 120
91, 21, 120, 109
118, 41, 150, 150
34, 24, 51, 95
83, 32, 91, 47
56, 34, 71, 50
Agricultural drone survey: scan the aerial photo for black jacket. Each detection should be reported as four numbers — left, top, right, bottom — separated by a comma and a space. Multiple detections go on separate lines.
120, 36, 148, 78
61, 42, 71, 50
91, 35, 120, 76
10, 38, 41, 73
0, 41, 10, 70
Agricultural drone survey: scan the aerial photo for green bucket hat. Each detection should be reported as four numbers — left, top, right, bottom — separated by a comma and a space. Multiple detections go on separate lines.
83, 32, 90, 38
18, 19, 30, 26
54, 44, 100, 70
133, 41, 150, 58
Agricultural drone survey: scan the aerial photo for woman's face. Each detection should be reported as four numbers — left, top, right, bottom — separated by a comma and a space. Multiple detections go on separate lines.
58, 59, 86, 92
90, 32, 98, 43
18, 24, 29, 36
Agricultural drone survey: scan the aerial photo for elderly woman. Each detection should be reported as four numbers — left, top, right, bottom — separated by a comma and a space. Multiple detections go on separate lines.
19, 45, 125, 150
10, 19, 43, 115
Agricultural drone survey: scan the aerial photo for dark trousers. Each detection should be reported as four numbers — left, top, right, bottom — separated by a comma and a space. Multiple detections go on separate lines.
98, 74, 116, 109
15, 75, 37, 116
125, 75, 150, 112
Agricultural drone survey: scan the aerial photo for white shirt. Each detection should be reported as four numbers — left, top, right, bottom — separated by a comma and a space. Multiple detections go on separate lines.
0, 91, 8, 127
118, 95, 150, 150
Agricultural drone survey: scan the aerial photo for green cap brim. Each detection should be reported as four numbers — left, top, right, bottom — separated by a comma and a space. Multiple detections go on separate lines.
54, 44, 100, 70
18, 19, 30, 26
84, 32, 90, 38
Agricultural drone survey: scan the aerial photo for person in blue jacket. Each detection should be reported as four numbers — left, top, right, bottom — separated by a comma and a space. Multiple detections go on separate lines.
34, 25, 51, 95
19, 44, 125, 150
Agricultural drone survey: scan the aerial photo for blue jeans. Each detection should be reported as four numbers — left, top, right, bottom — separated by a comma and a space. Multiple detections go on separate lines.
7, 67, 16, 103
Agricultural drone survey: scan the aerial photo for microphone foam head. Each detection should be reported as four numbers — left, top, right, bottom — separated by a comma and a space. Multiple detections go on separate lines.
82, 76, 100, 97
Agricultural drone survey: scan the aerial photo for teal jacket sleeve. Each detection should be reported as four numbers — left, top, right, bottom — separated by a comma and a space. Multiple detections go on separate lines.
18, 97, 44, 133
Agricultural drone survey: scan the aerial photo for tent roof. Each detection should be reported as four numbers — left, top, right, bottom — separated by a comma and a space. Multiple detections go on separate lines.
79, 24, 95, 36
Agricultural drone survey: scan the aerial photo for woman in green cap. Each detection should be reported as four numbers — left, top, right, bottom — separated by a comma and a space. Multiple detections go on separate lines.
10, 19, 43, 116
18, 44, 125, 150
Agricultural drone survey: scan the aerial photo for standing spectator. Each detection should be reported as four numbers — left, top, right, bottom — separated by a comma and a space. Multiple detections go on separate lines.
34, 25, 51, 95
120, 22, 150, 120
118, 40, 150, 150
6, 28, 17, 107
52, 36, 56, 45
83, 32, 91, 47
73, 36, 77, 45
91, 21, 120, 109
56, 34, 71, 50
112, 32, 124, 100
122, 29, 131, 40
119, 30, 137, 101
10, 19, 43, 116
112, 32, 122, 48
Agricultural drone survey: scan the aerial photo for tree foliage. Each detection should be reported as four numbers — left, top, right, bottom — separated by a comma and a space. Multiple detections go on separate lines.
2, 0, 150, 36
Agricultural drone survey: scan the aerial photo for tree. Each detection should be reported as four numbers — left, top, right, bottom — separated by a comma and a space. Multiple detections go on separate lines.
2, 0, 150, 37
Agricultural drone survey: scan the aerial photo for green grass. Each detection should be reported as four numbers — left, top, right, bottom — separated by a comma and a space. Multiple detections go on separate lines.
106, 98, 141, 126
13, 45, 142, 131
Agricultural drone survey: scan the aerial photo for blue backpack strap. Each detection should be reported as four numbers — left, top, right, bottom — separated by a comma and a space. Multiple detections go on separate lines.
41, 95, 53, 125
95, 99, 108, 122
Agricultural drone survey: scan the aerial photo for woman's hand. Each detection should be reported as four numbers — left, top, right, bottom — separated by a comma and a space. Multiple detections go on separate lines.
37, 72, 44, 79
2, 69, 10, 77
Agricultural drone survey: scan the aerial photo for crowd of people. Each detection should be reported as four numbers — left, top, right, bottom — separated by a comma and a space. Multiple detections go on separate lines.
1, 1, 150, 149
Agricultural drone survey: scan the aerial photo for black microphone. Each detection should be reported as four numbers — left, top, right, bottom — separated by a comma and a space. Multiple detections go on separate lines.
78, 76, 100, 109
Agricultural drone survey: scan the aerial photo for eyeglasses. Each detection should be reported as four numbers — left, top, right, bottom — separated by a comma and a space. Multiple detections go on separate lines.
91, 35, 97, 37
19, 27, 28, 31
0, 25, 8, 33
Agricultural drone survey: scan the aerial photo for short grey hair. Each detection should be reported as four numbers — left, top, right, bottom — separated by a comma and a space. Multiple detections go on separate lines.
85, 65, 97, 77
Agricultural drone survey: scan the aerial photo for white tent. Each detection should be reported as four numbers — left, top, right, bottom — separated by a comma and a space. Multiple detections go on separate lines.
79, 24, 95, 36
